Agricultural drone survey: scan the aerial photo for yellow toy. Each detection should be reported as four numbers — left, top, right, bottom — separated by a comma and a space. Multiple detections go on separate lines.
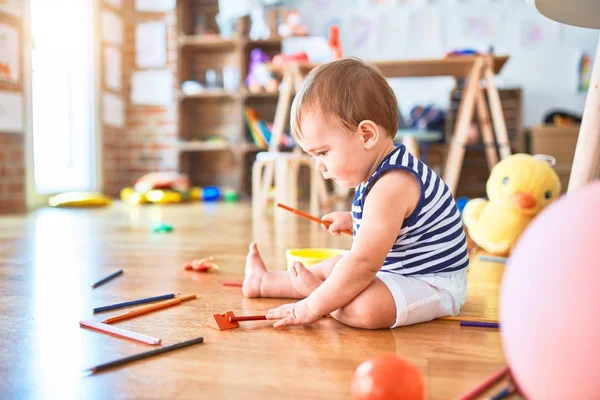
462, 154, 561, 256
120, 187, 201, 205
119, 172, 202, 205
48, 191, 112, 207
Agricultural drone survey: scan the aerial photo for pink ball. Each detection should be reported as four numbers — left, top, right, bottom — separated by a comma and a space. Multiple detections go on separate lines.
500, 181, 600, 399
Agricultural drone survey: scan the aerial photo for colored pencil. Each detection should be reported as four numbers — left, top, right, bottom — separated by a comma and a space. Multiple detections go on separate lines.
83, 336, 204, 374
93, 293, 176, 313
229, 315, 267, 322
460, 321, 500, 329
479, 255, 508, 263
439, 315, 499, 324
102, 294, 197, 324
79, 320, 161, 345
91, 269, 124, 289
276, 203, 353, 236
222, 280, 243, 287
457, 366, 510, 400
491, 385, 513, 400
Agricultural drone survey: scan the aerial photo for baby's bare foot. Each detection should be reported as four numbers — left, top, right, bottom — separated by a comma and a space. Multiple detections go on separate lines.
290, 262, 323, 297
242, 243, 267, 298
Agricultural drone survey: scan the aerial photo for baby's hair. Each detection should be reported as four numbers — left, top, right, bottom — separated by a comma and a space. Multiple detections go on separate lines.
290, 57, 399, 140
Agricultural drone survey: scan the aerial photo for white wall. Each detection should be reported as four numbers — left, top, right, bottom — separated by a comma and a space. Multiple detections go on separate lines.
293, 0, 599, 127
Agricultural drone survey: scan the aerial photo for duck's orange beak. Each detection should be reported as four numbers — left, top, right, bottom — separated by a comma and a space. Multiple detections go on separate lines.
511, 192, 537, 210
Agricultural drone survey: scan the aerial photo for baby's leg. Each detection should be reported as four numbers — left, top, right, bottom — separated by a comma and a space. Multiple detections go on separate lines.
330, 278, 397, 329
333, 272, 466, 329
242, 243, 341, 299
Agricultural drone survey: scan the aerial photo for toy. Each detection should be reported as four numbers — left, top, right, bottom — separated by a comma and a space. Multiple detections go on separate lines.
205, 312, 267, 331
456, 196, 469, 213
183, 256, 219, 272
48, 191, 112, 207
224, 189, 238, 202
277, 10, 308, 37
445, 49, 479, 57
271, 51, 310, 66
120, 172, 202, 205
245, 48, 279, 93
134, 171, 190, 193
152, 223, 173, 233
500, 181, 600, 400
350, 353, 426, 400
202, 186, 221, 201
328, 25, 343, 60
286, 248, 347, 271
462, 154, 561, 256
249, 6, 270, 40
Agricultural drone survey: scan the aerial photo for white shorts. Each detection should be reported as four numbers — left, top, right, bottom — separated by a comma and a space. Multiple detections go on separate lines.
376, 269, 468, 328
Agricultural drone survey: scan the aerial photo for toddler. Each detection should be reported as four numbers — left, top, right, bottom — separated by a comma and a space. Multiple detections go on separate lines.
243, 58, 468, 329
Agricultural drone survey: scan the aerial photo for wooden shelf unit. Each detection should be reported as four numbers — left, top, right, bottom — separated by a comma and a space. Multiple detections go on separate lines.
176, 0, 282, 197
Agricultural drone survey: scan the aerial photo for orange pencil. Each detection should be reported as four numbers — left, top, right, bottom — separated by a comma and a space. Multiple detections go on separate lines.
276, 203, 353, 236
102, 294, 197, 324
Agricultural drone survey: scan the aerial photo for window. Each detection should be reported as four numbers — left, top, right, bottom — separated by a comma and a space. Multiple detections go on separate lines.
30, 0, 96, 194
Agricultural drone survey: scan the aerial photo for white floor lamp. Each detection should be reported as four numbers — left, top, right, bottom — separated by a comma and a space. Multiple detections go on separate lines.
529, 0, 600, 192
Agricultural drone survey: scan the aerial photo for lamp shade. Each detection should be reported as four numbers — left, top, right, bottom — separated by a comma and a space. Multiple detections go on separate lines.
528, 0, 600, 29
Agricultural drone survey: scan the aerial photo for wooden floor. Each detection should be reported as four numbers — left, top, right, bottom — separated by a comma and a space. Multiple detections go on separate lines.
0, 202, 511, 399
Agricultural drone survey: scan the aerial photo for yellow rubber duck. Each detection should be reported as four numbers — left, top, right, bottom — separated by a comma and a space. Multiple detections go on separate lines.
462, 154, 561, 256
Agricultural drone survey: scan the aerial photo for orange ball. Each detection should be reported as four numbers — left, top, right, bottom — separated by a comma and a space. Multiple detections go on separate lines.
350, 353, 426, 400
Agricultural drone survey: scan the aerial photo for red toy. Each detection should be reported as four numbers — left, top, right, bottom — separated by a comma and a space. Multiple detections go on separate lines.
205, 311, 267, 331
351, 353, 426, 400
328, 25, 343, 60
183, 256, 219, 272
271, 52, 310, 67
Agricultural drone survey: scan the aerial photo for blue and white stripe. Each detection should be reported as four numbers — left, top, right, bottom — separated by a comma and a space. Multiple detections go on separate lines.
352, 145, 469, 276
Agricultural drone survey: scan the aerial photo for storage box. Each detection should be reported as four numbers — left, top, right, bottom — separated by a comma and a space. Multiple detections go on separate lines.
530, 125, 580, 166
530, 124, 599, 193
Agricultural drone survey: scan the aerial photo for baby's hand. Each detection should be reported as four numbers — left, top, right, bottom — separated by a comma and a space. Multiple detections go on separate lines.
320, 211, 352, 236
266, 299, 322, 328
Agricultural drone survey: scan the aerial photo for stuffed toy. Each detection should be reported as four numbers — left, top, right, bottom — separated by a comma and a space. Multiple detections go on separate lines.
462, 153, 561, 256
246, 48, 278, 93
121, 172, 201, 205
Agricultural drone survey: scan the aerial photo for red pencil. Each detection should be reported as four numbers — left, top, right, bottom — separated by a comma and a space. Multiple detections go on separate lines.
458, 366, 510, 400
222, 280, 243, 287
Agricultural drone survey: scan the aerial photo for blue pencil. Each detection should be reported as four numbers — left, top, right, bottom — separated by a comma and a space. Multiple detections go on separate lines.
93, 293, 176, 313
491, 386, 512, 400
460, 321, 500, 328
479, 255, 508, 263
91, 269, 124, 289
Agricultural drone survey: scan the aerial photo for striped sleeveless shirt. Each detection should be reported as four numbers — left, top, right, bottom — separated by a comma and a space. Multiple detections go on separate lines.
352, 145, 469, 276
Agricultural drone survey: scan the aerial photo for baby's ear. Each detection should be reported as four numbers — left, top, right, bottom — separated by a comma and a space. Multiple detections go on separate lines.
358, 120, 379, 149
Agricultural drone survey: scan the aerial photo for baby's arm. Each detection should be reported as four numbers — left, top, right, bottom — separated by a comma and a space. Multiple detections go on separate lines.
304, 170, 421, 318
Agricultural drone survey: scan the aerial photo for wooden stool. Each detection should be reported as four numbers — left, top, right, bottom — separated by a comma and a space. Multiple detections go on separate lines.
252, 152, 324, 218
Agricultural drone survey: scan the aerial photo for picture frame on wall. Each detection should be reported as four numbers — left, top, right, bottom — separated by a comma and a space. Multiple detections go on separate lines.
0, 23, 19, 84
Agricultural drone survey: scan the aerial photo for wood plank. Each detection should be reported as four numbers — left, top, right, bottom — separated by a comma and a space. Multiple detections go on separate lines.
178, 35, 236, 50
0, 203, 509, 399
268, 55, 510, 79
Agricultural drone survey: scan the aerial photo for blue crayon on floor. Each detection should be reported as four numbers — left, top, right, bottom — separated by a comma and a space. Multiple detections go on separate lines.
93, 293, 176, 313
460, 321, 500, 328
91, 269, 124, 289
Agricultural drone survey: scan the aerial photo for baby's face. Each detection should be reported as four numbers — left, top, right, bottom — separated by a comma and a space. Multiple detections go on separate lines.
297, 109, 369, 188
